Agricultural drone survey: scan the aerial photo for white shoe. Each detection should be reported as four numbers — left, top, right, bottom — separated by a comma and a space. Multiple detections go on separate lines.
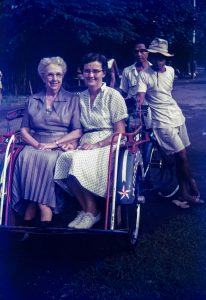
68, 211, 85, 228
73, 212, 101, 229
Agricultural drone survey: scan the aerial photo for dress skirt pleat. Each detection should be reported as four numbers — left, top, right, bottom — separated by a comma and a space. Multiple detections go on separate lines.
12, 146, 63, 215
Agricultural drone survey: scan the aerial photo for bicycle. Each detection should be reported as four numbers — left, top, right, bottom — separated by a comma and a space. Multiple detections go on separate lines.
127, 104, 179, 198
98, 101, 178, 246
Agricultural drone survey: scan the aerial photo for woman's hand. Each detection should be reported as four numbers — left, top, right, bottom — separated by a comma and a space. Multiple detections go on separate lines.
37, 141, 79, 151
60, 143, 77, 151
56, 140, 79, 151
78, 142, 100, 150
37, 143, 55, 150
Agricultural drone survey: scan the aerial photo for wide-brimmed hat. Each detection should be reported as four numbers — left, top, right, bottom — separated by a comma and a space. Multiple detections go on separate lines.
148, 38, 174, 57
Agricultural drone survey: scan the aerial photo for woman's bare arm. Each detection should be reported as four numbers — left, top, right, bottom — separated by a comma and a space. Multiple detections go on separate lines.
79, 119, 126, 150
21, 127, 40, 148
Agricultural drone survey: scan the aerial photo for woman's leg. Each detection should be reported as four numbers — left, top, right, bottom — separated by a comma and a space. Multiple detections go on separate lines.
68, 176, 99, 215
39, 204, 53, 221
67, 176, 101, 229
24, 202, 37, 220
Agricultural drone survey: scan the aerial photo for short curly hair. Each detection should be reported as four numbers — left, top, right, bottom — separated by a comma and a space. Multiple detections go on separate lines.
38, 56, 67, 79
81, 53, 108, 73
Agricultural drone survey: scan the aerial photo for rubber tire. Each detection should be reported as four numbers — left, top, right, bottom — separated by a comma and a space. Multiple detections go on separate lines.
125, 163, 143, 246
126, 203, 141, 246
149, 147, 179, 197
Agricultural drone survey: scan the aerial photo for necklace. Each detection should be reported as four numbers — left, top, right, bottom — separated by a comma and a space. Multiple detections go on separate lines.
45, 93, 56, 113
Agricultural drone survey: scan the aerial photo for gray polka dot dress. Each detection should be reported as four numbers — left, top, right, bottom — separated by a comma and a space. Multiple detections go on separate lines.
54, 84, 128, 198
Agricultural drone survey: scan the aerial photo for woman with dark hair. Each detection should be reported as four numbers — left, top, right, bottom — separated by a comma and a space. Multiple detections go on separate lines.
54, 53, 128, 229
12, 56, 82, 226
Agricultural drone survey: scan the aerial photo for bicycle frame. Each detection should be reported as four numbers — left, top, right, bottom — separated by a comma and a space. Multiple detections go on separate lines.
0, 134, 24, 225
105, 125, 149, 230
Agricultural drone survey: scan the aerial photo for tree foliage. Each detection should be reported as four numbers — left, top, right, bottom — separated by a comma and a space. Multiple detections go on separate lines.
1, 0, 205, 52
0, 0, 205, 93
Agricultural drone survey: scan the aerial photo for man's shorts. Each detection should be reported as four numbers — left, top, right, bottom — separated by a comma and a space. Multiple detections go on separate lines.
153, 123, 190, 155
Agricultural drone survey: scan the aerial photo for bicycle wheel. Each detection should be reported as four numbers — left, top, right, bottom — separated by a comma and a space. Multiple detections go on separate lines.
149, 147, 179, 197
125, 162, 144, 246
125, 203, 141, 246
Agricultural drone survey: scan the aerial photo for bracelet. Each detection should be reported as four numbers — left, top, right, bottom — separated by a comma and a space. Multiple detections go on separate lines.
55, 140, 60, 147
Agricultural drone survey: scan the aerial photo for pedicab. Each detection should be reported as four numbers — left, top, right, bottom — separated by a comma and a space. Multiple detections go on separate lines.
0, 106, 178, 248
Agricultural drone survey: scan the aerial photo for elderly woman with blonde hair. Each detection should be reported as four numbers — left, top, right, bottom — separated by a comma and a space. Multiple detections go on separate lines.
12, 56, 82, 227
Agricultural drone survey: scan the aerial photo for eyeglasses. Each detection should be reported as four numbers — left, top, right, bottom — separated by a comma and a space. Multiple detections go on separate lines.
46, 72, 63, 79
83, 69, 103, 75
134, 49, 148, 53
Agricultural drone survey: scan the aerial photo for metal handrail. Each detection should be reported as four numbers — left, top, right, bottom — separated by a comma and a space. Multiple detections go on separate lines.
0, 134, 15, 225
104, 125, 149, 230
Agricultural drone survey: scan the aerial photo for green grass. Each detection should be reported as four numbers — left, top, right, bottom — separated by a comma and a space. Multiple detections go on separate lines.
58, 205, 206, 300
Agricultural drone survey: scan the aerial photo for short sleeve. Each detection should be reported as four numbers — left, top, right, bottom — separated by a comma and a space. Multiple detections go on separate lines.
137, 72, 147, 93
20, 99, 30, 128
109, 90, 128, 123
69, 94, 82, 131
119, 68, 129, 93
171, 67, 175, 81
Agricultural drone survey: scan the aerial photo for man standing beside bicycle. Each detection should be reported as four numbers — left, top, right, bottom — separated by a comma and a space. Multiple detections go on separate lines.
120, 38, 152, 128
137, 38, 203, 208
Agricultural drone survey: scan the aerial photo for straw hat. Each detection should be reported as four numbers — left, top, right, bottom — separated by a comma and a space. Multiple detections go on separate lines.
148, 38, 174, 57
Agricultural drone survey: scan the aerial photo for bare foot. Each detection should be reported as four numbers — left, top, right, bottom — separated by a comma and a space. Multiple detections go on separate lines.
191, 196, 204, 204
180, 193, 204, 204
172, 200, 190, 209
